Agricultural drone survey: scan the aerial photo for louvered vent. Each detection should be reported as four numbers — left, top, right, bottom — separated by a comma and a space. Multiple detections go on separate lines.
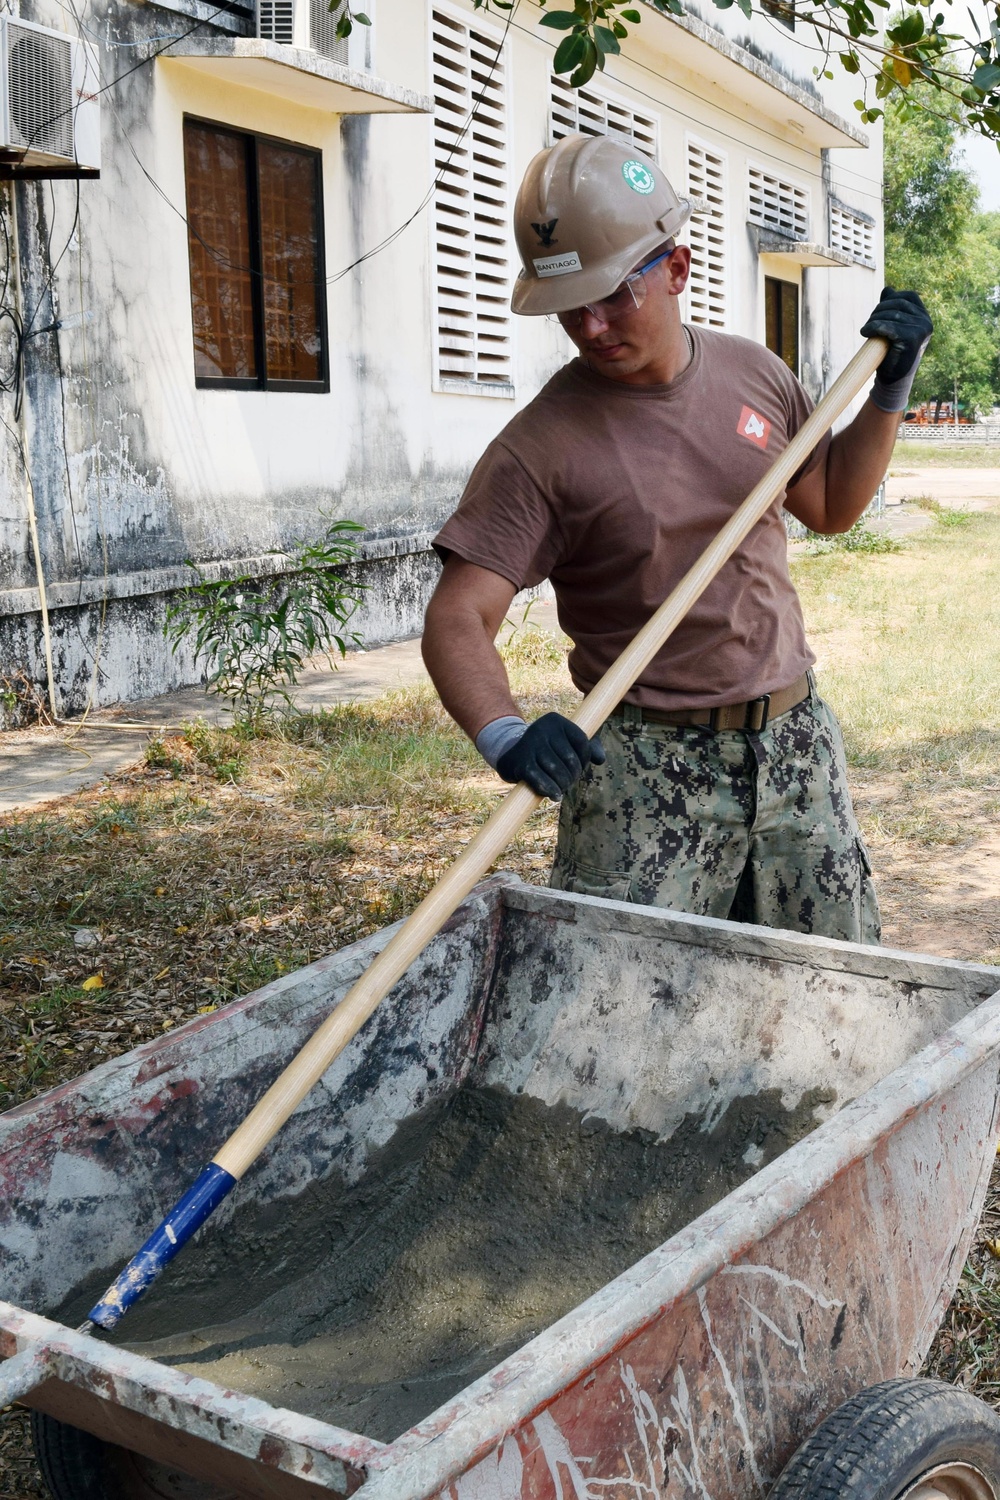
309, 0, 349, 61
686, 139, 727, 330
747, 165, 809, 239
549, 75, 658, 158
431, 7, 512, 390
258, 0, 295, 44
7, 22, 73, 159
830, 201, 875, 267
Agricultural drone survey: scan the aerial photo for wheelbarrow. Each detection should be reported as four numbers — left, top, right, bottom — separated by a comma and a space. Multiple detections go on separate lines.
3, 874, 1000, 1500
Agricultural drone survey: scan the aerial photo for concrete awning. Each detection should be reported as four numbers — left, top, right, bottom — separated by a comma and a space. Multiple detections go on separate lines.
647, 2, 868, 150
160, 40, 432, 113
752, 227, 857, 267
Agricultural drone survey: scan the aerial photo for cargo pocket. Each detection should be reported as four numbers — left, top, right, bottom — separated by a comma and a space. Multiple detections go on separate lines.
550, 862, 632, 903
856, 836, 882, 946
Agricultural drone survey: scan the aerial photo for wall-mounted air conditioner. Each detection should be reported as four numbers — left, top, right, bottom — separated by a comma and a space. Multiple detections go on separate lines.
0, 17, 100, 175
257, 0, 371, 70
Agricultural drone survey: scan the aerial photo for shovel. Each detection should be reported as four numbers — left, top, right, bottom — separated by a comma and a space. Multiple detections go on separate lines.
48, 335, 885, 1358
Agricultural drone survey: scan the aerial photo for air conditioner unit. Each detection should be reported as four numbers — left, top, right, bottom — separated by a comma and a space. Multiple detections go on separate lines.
257, 0, 370, 69
0, 17, 100, 175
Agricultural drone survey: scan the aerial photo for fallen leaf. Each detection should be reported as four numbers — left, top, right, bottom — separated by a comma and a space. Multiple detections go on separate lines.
153, 967, 170, 981
174, 925, 189, 935
81, 974, 104, 991
986, 1238, 1000, 1259
155, 887, 166, 897
197, 1004, 217, 1014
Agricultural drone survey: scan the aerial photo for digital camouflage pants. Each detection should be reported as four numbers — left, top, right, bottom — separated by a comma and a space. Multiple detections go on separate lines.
550, 677, 881, 944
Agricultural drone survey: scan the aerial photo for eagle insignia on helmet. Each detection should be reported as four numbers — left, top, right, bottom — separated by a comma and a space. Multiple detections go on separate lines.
531, 219, 559, 247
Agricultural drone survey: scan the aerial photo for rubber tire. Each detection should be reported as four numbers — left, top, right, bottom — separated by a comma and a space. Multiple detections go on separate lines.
31, 1410, 232, 1500
769, 1379, 1000, 1500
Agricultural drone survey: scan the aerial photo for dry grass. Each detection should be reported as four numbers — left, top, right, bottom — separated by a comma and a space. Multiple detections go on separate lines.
4, 524, 1000, 1489
892, 440, 1000, 467
0, 650, 574, 1115
925, 1154, 1000, 1397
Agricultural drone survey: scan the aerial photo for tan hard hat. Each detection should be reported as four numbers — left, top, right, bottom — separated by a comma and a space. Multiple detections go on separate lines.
511, 133, 693, 316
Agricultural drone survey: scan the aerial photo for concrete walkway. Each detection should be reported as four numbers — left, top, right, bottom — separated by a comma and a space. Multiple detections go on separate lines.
3, 466, 997, 817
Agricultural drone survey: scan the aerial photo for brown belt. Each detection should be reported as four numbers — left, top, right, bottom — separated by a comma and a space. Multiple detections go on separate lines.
615, 673, 810, 734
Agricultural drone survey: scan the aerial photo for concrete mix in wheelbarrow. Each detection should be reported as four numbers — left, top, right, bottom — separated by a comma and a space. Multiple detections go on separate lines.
62, 1084, 832, 1443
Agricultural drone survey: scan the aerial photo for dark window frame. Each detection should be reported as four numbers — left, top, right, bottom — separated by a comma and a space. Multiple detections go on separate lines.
764, 275, 799, 377
184, 115, 330, 394
762, 0, 795, 29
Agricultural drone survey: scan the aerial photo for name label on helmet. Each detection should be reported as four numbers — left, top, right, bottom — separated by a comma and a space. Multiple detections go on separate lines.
533, 250, 582, 278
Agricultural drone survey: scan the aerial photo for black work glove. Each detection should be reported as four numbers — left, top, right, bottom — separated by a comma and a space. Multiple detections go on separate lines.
496, 712, 606, 800
860, 288, 933, 411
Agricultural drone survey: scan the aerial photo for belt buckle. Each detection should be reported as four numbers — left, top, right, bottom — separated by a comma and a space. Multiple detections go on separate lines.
746, 694, 770, 733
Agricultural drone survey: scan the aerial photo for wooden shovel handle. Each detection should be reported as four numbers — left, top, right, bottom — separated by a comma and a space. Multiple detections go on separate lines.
213, 337, 887, 1179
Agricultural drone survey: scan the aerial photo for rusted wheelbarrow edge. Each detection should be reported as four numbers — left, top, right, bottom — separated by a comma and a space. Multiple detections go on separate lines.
0, 1302, 386, 1492
357, 984, 1000, 1500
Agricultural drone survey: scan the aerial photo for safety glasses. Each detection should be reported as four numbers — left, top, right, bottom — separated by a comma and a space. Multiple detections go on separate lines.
556, 244, 676, 330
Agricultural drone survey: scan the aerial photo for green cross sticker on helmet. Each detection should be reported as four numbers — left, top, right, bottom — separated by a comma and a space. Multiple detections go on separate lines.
622, 159, 656, 194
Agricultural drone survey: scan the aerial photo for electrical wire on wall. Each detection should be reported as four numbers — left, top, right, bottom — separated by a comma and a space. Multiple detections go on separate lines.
0, 97, 182, 732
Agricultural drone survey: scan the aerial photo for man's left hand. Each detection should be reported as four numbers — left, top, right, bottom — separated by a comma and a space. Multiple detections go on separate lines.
861, 289, 932, 414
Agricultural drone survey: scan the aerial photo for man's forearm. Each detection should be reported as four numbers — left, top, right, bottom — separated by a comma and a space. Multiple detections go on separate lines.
421, 601, 520, 742
822, 399, 901, 533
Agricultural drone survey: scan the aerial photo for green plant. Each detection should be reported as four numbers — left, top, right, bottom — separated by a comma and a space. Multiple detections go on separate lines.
806, 519, 902, 556
145, 737, 186, 777
909, 496, 975, 529
183, 721, 248, 783
499, 600, 566, 668
165, 520, 366, 719
934, 507, 974, 529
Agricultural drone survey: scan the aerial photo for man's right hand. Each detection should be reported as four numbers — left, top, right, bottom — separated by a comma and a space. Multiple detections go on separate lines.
496, 712, 605, 800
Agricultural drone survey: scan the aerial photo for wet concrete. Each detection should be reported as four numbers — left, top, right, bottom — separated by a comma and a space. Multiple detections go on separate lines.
76, 1083, 833, 1443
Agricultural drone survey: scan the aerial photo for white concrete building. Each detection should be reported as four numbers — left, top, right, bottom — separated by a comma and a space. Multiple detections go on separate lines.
0, 0, 882, 720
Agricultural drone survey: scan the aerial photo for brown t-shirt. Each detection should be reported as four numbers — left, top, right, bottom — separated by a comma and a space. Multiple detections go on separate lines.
433, 325, 829, 710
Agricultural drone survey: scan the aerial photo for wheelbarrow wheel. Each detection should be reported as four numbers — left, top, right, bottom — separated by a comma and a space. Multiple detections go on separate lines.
770, 1378, 1000, 1500
31, 1409, 235, 1500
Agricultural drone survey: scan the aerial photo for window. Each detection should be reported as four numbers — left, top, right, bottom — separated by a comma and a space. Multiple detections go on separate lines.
762, 0, 795, 29
747, 165, 809, 240
549, 75, 658, 158
183, 119, 328, 391
431, 6, 512, 393
765, 276, 798, 375
686, 138, 727, 329
829, 200, 876, 267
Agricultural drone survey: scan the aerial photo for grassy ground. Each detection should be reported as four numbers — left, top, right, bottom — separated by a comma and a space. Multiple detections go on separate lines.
4, 513, 1000, 1490
891, 440, 1000, 467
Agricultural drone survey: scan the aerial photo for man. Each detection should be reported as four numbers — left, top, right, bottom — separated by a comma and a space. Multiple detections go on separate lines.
421, 133, 931, 944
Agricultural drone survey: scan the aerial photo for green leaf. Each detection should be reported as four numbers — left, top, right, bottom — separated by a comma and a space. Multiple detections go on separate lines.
620, 7, 641, 17
553, 30, 587, 70
594, 23, 621, 51
539, 9, 579, 25
889, 9, 923, 43
354, 11, 371, 20
570, 38, 599, 84
973, 62, 1000, 92
840, 50, 860, 73
612, 19, 628, 35
736, 0, 751, 18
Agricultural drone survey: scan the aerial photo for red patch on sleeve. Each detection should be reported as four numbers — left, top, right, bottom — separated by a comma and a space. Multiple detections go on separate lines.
737, 405, 771, 450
